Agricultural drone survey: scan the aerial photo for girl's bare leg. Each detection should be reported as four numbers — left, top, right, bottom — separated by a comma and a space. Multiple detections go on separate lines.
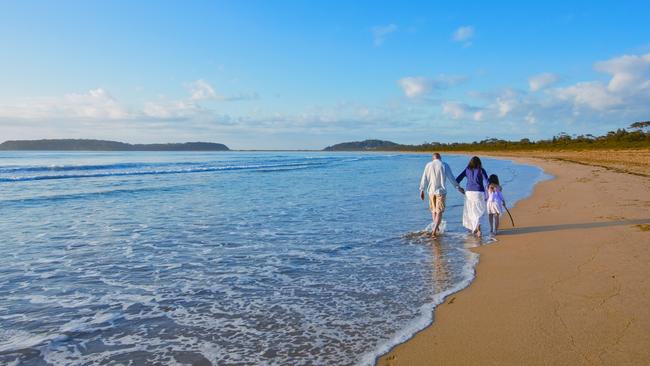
494, 214, 500, 235
488, 214, 494, 234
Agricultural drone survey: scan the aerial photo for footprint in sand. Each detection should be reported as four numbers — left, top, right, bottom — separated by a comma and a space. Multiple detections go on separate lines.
385, 354, 397, 366
635, 224, 650, 232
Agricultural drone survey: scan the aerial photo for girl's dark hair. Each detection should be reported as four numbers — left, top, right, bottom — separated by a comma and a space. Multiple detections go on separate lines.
488, 174, 500, 185
467, 156, 482, 170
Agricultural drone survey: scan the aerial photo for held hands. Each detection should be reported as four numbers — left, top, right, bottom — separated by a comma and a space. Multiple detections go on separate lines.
457, 187, 465, 195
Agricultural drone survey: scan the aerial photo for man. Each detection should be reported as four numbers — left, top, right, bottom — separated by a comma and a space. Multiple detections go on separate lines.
419, 153, 465, 238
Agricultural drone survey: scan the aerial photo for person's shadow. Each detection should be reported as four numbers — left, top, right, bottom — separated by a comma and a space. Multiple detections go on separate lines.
499, 218, 650, 235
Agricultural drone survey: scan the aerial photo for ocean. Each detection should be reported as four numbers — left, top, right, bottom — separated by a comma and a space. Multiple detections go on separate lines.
0, 151, 545, 365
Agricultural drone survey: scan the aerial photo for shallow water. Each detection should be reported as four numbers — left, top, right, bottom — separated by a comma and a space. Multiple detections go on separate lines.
0, 152, 545, 365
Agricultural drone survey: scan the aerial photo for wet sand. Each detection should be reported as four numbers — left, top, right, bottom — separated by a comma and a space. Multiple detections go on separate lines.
377, 154, 650, 365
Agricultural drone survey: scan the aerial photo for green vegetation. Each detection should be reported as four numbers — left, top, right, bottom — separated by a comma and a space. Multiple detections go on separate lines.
325, 121, 650, 152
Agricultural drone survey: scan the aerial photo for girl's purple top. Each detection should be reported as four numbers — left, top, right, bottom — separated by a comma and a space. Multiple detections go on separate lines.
456, 167, 489, 192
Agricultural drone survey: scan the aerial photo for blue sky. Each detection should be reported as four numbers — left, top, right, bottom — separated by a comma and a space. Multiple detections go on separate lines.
1, 1, 650, 149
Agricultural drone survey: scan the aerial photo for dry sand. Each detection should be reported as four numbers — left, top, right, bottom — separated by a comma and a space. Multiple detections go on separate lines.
377, 154, 650, 366
482, 149, 650, 177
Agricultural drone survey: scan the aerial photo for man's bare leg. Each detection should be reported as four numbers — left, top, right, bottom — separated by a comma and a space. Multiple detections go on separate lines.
430, 211, 437, 237
432, 211, 443, 238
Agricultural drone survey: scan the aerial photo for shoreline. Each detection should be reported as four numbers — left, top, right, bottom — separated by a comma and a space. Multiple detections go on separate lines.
376, 154, 650, 365
359, 154, 546, 366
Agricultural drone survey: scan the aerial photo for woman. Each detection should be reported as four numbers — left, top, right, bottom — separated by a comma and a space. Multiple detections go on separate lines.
456, 156, 489, 236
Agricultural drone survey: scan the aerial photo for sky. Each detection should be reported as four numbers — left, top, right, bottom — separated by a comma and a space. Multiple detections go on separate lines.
1, 1, 650, 149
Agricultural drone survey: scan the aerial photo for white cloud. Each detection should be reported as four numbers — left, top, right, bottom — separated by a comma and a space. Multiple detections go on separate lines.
594, 53, 650, 92
0, 85, 423, 147
441, 101, 465, 119
0, 88, 129, 120
0, 78, 259, 125
529, 72, 559, 91
397, 77, 431, 98
397, 74, 467, 98
442, 101, 483, 121
546, 52, 650, 112
188, 79, 218, 101
451, 25, 474, 42
442, 88, 549, 125
551, 81, 621, 110
3, 52, 649, 147
187, 79, 258, 102
439, 52, 650, 127
525, 112, 536, 124
371, 24, 397, 46
142, 100, 201, 120
496, 96, 517, 117
496, 99, 513, 117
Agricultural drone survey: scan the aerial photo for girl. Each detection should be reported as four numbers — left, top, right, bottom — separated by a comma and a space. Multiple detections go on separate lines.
487, 174, 506, 236
456, 156, 489, 237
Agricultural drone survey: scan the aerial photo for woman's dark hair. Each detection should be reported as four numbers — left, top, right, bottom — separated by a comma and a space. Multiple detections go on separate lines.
488, 174, 500, 185
467, 156, 482, 170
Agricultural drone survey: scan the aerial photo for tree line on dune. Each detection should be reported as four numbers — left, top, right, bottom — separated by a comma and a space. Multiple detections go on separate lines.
324, 121, 650, 151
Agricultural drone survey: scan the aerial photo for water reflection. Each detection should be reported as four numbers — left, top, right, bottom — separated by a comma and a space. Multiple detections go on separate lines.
429, 239, 450, 294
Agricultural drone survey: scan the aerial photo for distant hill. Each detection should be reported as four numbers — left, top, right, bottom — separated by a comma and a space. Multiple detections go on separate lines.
0, 139, 230, 151
323, 139, 399, 151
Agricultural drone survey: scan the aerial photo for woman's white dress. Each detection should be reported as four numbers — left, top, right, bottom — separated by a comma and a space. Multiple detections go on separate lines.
463, 191, 486, 231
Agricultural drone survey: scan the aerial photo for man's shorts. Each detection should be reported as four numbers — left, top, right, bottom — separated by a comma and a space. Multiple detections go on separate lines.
429, 194, 446, 214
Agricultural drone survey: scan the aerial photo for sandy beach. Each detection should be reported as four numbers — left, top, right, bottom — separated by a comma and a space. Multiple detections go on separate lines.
378, 152, 650, 365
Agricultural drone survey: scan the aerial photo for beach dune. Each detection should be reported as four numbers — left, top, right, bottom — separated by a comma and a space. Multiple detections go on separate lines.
379, 156, 650, 366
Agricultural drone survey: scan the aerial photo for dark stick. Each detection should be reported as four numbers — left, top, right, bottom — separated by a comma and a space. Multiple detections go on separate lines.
504, 205, 515, 226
